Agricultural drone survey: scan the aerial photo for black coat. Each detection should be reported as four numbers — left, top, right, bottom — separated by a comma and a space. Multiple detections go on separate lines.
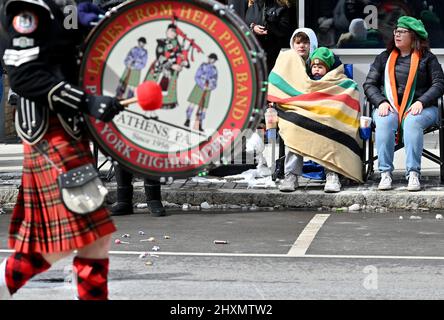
228, 0, 248, 19
244, 0, 292, 72
363, 50, 444, 109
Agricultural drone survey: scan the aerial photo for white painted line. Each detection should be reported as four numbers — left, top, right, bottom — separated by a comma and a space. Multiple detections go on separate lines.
107, 251, 444, 261
0, 157, 23, 160
2, 249, 444, 261
0, 166, 23, 172
287, 214, 330, 257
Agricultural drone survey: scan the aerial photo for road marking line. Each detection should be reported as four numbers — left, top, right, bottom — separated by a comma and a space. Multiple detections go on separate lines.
287, 214, 330, 257
0, 166, 23, 172
0, 157, 23, 160
2, 249, 444, 260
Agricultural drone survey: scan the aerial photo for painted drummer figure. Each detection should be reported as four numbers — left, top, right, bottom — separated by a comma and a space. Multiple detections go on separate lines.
144, 22, 190, 109
0, 0, 124, 300
184, 53, 219, 132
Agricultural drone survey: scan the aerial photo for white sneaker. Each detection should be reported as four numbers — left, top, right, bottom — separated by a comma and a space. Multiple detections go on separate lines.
407, 172, 421, 192
279, 174, 298, 192
0, 259, 12, 300
378, 172, 393, 190
324, 172, 341, 193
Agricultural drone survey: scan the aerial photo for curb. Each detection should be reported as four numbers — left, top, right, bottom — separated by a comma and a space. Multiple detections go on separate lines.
1, 184, 443, 211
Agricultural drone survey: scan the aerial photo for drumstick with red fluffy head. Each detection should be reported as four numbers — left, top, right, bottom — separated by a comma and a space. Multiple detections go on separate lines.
120, 81, 163, 111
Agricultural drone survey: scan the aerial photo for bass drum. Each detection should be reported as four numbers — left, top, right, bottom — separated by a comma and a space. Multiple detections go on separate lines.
79, 0, 267, 179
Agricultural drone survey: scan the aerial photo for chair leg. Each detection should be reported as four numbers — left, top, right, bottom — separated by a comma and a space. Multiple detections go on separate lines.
439, 97, 444, 183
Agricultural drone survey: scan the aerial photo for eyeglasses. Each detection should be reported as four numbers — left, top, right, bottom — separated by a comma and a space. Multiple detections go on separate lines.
393, 29, 411, 36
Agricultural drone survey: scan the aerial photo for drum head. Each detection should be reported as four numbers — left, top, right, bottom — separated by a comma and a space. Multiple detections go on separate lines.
80, 0, 267, 178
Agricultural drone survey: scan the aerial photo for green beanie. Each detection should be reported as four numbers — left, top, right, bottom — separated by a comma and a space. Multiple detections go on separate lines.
397, 16, 428, 39
310, 47, 335, 70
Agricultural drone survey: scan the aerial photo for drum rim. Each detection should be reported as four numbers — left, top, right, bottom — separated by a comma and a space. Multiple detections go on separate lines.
79, 0, 268, 178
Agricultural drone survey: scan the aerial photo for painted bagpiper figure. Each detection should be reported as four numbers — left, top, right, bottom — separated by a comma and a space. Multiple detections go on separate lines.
184, 53, 218, 132
0, 0, 123, 300
144, 22, 190, 109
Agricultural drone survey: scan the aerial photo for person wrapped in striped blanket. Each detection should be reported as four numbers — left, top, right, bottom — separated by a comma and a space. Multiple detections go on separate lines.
268, 47, 363, 190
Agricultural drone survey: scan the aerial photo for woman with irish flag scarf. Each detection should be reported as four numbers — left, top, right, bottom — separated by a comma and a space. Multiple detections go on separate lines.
364, 16, 444, 192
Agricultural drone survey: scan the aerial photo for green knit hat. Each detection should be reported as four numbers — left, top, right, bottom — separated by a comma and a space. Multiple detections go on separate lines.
397, 16, 428, 39
310, 47, 334, 70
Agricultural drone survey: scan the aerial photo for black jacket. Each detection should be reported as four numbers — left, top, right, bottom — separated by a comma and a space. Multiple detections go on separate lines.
244, 0, 292, 72
363, 50, 444, 109
0, 0, 88, 143
228, 0, 248, 19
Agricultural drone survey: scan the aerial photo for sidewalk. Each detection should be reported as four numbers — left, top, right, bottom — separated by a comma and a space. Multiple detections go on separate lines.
1, 138, 444, 211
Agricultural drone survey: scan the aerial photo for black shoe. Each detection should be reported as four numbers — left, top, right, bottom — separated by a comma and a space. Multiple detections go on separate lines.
110, 202, 134, 216
147, 200, 166, 217
184, 119, 190, 127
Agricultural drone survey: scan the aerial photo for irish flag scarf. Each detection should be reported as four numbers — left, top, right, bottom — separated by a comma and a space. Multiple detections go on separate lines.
384, 49, 420, 139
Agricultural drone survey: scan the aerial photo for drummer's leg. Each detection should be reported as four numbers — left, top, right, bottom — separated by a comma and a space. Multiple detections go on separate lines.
74, 235, 112, 300
144, 178, 166, 217
111, 163, 135, 216
1, 250, 72, 299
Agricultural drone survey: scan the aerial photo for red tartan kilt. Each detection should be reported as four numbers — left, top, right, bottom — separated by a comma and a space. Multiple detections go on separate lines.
9, 117, 116, 254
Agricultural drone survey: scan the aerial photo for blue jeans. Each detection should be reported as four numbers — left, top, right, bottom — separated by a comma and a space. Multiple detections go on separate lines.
373, 106, 439, 176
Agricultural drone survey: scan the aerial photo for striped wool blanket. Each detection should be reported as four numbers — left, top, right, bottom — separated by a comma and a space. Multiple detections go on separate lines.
268, 50, 363, 182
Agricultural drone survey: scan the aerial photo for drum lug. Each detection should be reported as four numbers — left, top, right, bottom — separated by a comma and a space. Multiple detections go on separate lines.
250, 50, 265, 59
212, 3, 226, 16
105, 6, 119, 18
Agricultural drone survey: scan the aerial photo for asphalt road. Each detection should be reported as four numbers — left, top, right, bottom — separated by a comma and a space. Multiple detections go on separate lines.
1, 209, 444, 300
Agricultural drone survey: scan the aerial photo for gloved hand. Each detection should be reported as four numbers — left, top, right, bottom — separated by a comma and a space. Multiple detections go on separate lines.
77, 2, 105, 27
84, 95, 124, 122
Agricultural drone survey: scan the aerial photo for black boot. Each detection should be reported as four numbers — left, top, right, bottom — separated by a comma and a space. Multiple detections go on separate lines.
111, 164, 134, 216
184, 119, 190, 127
111, 186, 134, 216
144, 179, 166, 217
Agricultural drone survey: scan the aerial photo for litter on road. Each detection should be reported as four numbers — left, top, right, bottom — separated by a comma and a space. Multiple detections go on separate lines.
436, 214, 443, 220
152, 246, 161, 251
348, 204, 361, 211
164, 235, 171, 239
115, 239, 130, 244
139, 252, 149, 259
214, 240, 229, 244
138, 231, 145, 236
121, 234, 131, 238
410, 216, 422, 220
140, 237, 156, 242
201, 202, 212, 209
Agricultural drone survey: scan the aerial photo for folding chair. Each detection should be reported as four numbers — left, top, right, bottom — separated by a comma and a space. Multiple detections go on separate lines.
362, 95, 444, 183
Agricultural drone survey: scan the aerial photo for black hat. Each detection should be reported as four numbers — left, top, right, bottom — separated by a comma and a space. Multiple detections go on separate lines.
167, 24, 177, 30
138, 37, 147, 44
208, 53, 218, 61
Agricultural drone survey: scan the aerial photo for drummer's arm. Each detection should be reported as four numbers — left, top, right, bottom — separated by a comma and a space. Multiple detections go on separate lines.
2, 7, 66, 106
2, 18, 119, 123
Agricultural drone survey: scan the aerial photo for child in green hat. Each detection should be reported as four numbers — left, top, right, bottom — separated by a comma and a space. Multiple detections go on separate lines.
309, 47, 335, 80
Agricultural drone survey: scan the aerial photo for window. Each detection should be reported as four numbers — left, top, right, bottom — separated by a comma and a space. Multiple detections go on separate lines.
304, 0, 444, 49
